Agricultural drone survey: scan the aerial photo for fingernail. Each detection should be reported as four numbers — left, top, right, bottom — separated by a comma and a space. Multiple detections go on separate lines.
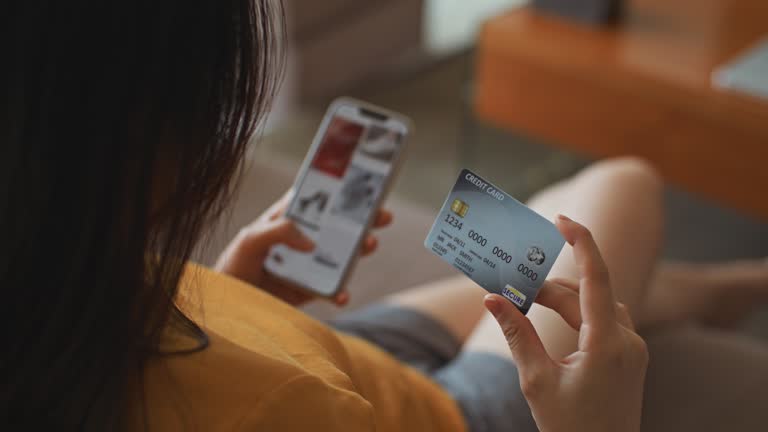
335, 292, 349, 306
484, 294, 501, 317
556, 215, 575, 245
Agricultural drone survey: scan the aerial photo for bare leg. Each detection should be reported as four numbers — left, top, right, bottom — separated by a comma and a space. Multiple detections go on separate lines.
385, 157, 767, 352
642, 259, 768, 328
386, 157, 664, 351
384, 277, 487, 343
464, 157, 665, 359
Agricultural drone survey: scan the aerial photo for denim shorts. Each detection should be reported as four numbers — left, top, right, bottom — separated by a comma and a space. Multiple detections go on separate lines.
331, 304, 537, 432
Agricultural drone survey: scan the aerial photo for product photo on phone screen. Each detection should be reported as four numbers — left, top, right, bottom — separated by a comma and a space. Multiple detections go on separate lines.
265, 98, 410, 298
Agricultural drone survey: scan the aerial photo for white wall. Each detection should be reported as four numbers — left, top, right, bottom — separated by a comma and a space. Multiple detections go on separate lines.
424, 0, 527, 55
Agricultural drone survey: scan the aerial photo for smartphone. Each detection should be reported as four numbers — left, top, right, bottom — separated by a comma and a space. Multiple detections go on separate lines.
264, 97, 411, 298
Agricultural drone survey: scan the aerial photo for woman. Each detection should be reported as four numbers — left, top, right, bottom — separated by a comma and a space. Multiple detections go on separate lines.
3, 0, 768, 430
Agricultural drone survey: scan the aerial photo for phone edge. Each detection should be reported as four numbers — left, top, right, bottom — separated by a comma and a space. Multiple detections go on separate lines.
266, 97, 413, 300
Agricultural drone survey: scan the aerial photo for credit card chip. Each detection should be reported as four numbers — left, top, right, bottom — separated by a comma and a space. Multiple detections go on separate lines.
451, 199, 469, 218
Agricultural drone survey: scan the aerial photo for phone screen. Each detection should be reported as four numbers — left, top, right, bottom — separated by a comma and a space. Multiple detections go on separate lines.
265, 103, 406, 296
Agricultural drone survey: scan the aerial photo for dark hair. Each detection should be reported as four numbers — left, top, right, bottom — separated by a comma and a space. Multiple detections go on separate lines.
1, 0, 285, 428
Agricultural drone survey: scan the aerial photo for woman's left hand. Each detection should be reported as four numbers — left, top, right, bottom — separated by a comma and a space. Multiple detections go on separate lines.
215, 190, 393, 306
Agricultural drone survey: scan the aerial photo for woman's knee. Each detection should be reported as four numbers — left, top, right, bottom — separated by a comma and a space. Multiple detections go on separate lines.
578, 157, 664, 197
527, 156, 664, 216
580, 157, 665, 232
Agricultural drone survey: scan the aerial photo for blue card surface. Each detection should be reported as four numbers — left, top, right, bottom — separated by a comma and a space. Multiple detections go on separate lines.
424, 169, 565, 313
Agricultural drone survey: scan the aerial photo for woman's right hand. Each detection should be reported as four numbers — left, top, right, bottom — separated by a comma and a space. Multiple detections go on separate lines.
484, 215, 649, 432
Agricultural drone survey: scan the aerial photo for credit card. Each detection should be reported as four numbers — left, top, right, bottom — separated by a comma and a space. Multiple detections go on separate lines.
424, 169, 565, 313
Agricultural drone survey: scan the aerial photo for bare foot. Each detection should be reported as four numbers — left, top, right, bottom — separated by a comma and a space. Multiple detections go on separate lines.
640, 259, 768, 329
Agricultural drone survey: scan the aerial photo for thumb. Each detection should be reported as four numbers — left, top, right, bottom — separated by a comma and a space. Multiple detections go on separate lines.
241, 219, 315, 255
484, 294, 553, 377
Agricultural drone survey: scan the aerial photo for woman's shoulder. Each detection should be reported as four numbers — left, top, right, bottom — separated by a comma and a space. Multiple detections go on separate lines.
142, 330, 302, 414
175, 263, 358, 374
141, 330, 374, 431
137, 263, 375, 430
147, 329, 302, 396
242, 374, 376, 431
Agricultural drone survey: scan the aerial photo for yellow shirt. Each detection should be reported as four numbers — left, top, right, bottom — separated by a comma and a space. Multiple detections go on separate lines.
137, 264, 466, 431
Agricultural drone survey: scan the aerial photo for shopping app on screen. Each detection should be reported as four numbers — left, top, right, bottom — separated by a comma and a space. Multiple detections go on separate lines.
266, 114, 402, 295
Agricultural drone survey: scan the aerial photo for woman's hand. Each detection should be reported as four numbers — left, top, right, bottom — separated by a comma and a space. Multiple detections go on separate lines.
215, 190, 393, 306
484, 215, 648, 432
